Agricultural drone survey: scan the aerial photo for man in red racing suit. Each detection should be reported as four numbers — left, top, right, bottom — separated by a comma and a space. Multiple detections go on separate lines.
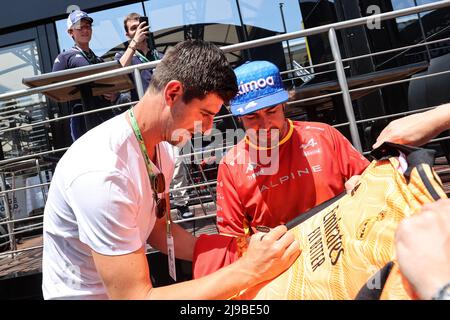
193, 60, 369, 279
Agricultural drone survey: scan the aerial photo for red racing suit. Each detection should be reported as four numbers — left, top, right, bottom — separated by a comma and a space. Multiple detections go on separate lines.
193, 120, 369, 279
216, 119, 370, 236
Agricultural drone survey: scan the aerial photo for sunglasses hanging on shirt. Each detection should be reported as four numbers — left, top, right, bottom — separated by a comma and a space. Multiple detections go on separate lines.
151, 171, 167, 219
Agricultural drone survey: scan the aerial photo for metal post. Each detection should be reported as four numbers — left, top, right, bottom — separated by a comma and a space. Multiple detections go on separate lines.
0, 172, 16, 256
235, 0, 252, 60
35, 158, 47, 203
328, 28, 363, 152
134, 69, 145, 99
413, 0, 432, 61
280, 3, 294, 69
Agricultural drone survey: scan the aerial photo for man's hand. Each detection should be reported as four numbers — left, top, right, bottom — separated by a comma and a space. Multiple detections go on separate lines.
395, 199, 450, 299
103, 92, 119, 102
131, 22, 149, 47
345, 175, 361, 195
373, 104, 450, 149
240, 225, 301, 284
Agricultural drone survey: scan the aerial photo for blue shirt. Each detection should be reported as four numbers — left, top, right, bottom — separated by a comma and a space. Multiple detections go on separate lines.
114, 50, 163, 101
53, 47, 103, 72
52, 47, 114, 141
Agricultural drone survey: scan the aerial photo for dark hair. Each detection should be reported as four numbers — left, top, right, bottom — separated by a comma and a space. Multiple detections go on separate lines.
123, 12, 140, 33
149, 40, 238, 104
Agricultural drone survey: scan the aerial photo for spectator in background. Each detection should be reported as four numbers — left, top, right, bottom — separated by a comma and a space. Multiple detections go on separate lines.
115, 13, 161, 104
52, 10, 117, 141
170, 146, 194, 219
116, 13, 192, 219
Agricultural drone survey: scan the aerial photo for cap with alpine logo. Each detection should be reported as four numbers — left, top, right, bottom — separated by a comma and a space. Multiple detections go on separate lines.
230, 60, 288, 116
67, 10, 94, 30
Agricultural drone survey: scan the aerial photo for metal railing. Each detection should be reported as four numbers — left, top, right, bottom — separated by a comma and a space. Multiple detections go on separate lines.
1, 0, 450, 259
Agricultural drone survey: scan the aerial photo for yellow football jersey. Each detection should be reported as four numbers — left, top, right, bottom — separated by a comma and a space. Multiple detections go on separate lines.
238, 143, 446, 300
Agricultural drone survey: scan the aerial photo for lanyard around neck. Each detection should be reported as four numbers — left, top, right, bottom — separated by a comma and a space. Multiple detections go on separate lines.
135, 50, 150, 63
74, 46, 98, 64
128, 108, 160, 177
135, 49, 159, 63
128, 108, 172, 235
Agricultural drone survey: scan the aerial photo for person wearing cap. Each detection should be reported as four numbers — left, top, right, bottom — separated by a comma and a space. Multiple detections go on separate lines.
216, 60, 370, 238
52, 10, 117, 141
42, 41, 300, 300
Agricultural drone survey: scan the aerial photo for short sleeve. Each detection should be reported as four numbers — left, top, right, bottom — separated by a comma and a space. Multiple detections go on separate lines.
66, 171, 143, 256
114, 51, 123, 61
52, 53, 67, 72
328, 126, 370, 179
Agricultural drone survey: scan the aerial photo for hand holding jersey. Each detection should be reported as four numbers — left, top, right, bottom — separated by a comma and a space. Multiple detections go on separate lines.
373, 103, 450, 148
395, 198, 450, 300
195, 143, 447, 299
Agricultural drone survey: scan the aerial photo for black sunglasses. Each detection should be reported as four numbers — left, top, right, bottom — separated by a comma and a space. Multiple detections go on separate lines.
151, 172, 166, 219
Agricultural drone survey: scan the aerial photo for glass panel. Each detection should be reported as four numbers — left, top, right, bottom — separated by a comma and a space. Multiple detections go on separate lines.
144, 0, 241, 32
391, 0, 418, 32
415, 0, 450, 59
0, 41, 41, 105
239, 0, 302, 33
144, 0, 244, 63
0, 41, 49, 159
391, 0, 416, 10
416, 0, 439, 17
55, 3, 145, 58
239, 0, 305, 70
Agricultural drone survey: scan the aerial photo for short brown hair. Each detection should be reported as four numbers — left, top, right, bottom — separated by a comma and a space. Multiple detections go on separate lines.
150, 40, 238, 104
123, 13, 140, 33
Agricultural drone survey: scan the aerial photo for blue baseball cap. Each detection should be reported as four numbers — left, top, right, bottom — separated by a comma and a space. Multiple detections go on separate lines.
230, 61, 288, 116
67, 10, 93, 30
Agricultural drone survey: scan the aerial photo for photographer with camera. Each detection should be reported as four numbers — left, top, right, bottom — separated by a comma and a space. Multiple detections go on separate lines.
116, 13, 192, 219
115, 13, 161, 103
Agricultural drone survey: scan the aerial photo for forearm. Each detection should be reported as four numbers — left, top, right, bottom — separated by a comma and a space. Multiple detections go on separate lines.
146, 258, 257, 300
148, 214, 196, 261
429, 103, 450, 135
119, 45, 136, 67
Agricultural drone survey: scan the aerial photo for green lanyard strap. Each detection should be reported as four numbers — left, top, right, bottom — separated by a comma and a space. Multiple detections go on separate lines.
134, 50, 150, 63
128, 108, 172, 234
128, 108, 159, 177
135, 49, 160, 63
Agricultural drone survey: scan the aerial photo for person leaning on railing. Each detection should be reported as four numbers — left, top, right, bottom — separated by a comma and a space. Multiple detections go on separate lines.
52, 10, 118, 142
114, 13, 162, 104
115, 13, 193, 220
374, 103, 450, 300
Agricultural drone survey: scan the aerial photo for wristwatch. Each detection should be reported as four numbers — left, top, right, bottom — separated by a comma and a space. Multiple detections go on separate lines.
129, 39, 137, 51
432, 281, 450, 300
